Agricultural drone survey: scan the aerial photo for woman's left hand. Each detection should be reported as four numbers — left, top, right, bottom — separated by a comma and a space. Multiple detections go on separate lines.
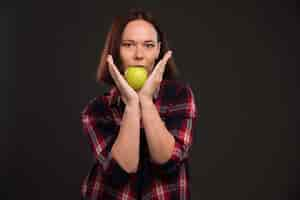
138, 51, 172, 101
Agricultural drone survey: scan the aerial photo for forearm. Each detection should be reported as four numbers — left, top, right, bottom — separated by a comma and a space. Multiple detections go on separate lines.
140, 98, 175, 164
111, 102, 140, 173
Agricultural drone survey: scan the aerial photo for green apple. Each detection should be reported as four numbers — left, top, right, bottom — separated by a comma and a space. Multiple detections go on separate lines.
124, 66, 148, 90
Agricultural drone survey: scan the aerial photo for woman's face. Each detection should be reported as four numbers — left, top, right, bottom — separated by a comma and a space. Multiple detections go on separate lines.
119, 19, 161, 74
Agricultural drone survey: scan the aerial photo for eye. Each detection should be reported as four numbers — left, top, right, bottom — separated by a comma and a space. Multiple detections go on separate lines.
145, 43, 155, 48
122, 43, 132, 47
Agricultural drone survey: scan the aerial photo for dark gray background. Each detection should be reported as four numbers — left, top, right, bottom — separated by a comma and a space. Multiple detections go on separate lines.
2, 0, 299, 199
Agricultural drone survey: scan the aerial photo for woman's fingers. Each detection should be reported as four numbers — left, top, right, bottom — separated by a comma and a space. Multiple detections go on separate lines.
151, 51, 172, 79
107, 55, 120, 81
161, 50, 172, 65
106, 55, 126, 89
106, 55, 138, 104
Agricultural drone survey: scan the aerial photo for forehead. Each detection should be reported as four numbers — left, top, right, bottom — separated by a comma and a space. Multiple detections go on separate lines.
121, 19, 158, 41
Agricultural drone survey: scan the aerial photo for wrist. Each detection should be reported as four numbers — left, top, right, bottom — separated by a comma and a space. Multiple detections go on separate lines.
139, 96, 154, 107
125, 102, 141, 117
126, 98, 139, 107
126, 100, 140, 109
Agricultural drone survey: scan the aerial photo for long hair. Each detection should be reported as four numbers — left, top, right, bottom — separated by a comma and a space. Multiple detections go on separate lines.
96, 8, 179, 86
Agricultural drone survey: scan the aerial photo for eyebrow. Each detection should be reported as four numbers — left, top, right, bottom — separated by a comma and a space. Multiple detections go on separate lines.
122, 40, 156, 43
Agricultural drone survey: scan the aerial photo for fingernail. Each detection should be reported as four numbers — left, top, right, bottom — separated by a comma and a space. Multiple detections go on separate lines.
107, 55, 112, 63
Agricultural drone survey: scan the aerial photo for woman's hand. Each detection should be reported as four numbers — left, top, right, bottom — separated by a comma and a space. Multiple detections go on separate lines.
107, 55, 139, 106
138, 51, 172, 101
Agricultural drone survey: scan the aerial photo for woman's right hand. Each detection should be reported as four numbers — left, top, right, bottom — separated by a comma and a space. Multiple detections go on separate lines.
106, 55, 139, 106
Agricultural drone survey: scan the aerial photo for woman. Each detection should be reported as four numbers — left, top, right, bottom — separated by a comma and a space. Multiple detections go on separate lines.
81, 8, 198, 200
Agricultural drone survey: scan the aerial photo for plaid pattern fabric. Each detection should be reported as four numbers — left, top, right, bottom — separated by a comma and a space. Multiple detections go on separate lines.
80, 80, 198, 200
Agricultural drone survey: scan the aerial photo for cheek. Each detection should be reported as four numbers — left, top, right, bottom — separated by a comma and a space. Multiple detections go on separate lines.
121, 48, 136, 57
148, 53, 157, 65
119, 49, 131, 63
145, 51, 156, 60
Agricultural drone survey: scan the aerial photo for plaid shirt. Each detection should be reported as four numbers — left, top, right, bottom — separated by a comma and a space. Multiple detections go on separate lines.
80, 79, 198, 200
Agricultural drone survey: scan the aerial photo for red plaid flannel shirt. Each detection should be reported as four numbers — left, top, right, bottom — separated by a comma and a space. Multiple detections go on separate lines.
80, 80, 198, 200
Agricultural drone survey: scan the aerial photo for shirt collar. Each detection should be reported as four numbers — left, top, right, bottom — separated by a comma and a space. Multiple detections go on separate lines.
108, 84, 161, 107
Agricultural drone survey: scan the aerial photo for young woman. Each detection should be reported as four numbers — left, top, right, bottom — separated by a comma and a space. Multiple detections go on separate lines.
81, 8, 198, 200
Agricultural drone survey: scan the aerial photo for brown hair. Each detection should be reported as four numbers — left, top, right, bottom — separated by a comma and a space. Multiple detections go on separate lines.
96, 8, 180, 86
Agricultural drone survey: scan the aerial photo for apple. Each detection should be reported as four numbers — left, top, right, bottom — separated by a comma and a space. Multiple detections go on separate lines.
124, 66, 148, 90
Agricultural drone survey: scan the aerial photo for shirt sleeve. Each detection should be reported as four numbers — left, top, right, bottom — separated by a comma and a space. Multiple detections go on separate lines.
150, 83, 198, 175
81, 96, 130, 185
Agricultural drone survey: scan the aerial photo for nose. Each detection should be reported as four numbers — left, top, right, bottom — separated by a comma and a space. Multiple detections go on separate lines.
134, 45, 144, 61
